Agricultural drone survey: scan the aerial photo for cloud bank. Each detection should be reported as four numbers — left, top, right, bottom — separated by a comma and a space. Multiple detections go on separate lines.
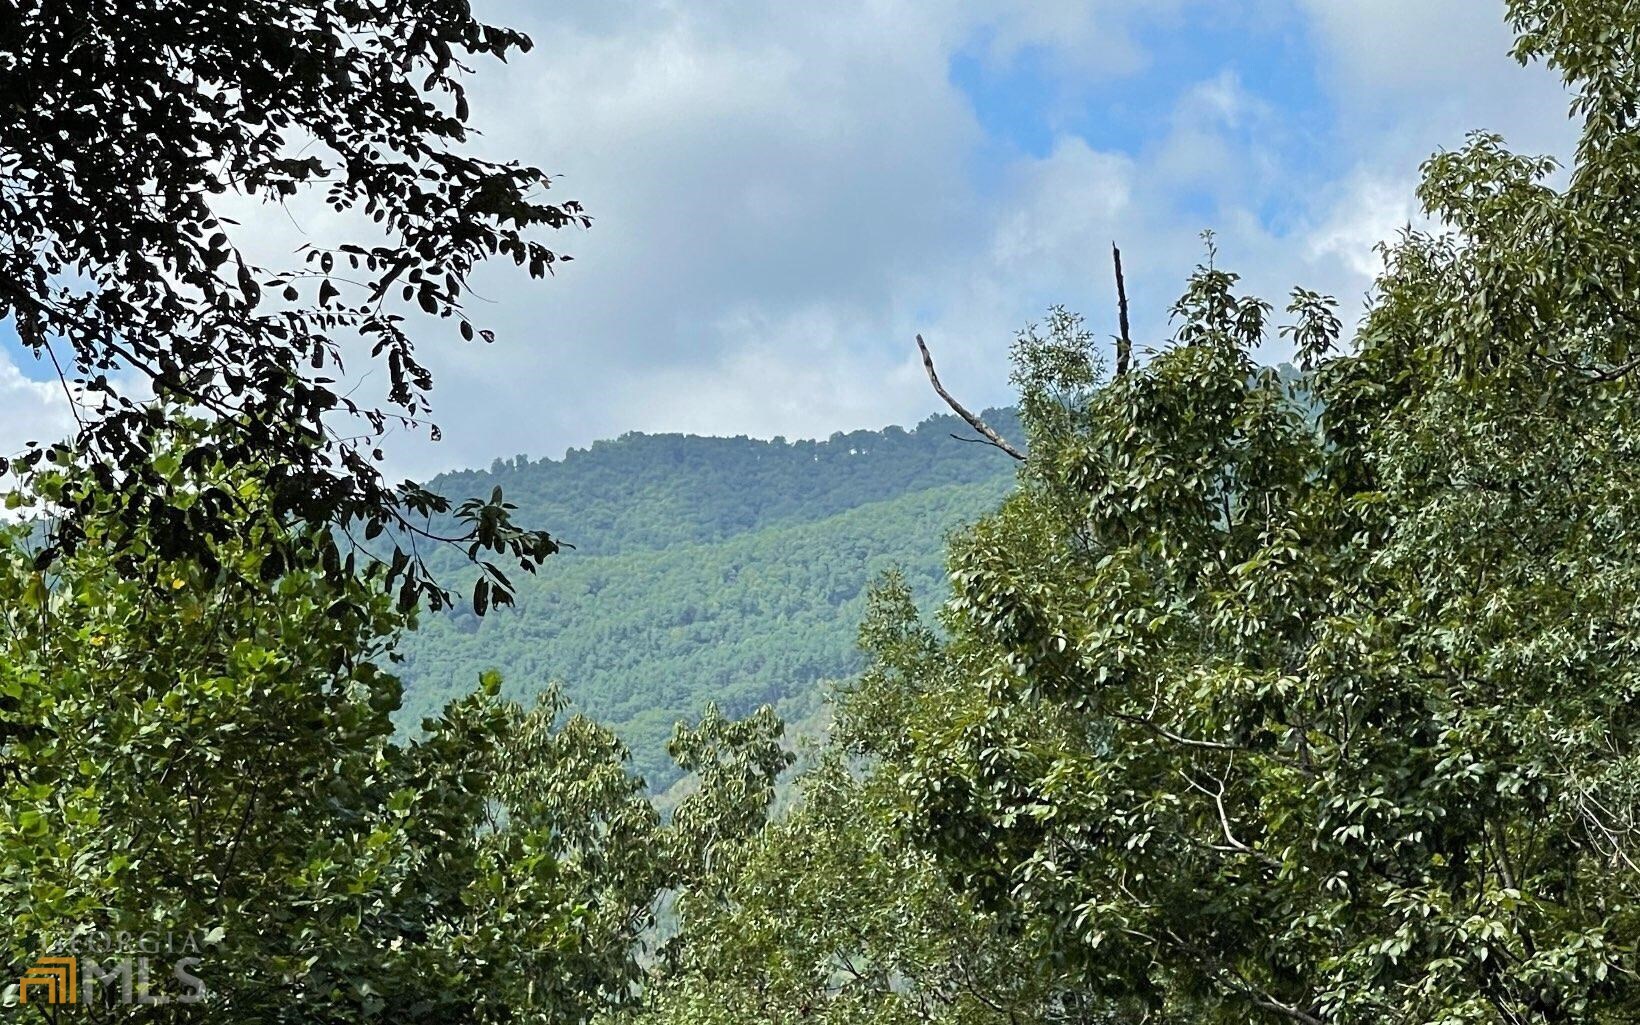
0, 1, 1575, 478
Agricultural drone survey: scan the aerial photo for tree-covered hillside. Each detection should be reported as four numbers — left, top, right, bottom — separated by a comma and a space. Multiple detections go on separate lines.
418, 409, 1024, 560
395, 410, 1021, 786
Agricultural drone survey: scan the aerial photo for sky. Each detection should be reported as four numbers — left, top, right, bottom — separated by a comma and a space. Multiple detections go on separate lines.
0, 0, 1579, 479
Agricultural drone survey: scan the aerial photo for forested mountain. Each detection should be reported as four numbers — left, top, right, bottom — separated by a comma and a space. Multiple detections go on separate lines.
394, 410, 1022, 786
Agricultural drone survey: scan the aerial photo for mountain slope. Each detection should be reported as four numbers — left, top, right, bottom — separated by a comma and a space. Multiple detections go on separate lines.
394, 410, 1021, 786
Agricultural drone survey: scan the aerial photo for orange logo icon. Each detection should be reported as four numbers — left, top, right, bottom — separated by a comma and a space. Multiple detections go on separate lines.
19, 956, 78, 1004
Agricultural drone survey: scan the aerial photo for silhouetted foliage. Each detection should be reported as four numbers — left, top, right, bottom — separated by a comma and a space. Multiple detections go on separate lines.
0, 0, 580, 611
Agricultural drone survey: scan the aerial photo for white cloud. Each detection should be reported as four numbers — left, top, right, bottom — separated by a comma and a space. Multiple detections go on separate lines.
1305, 175, 1422, 282
392, 0, 1239, 473
1300, 0, 1515, 88
92, 0, 1581, 481
0, 352, 75, 461
1296, 0, 1575, 160
992, 140, 1134, 274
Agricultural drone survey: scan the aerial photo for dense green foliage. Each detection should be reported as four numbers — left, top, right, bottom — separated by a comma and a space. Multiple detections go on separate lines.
630, 752, 1058, 1025
396, 412, 1020, 787
0, 431, 791, 1021
622, 5, 1640, 1023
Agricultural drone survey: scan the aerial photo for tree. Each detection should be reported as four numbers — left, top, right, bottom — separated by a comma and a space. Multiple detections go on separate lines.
623, 580, 1140, 1025
0, 434, 676, 1021
631, 757, 1059, 1025
0, 0, 582, 610
824, 3, 1640, 1021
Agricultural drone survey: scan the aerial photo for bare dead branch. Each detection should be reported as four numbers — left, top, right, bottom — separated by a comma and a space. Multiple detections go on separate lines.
915, 334, 1026, 461
1113, 242, 1133, 377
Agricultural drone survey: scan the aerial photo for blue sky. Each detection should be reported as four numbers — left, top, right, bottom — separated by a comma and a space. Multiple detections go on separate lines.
0, 1, 1577, 477
953, 7, 1332, 172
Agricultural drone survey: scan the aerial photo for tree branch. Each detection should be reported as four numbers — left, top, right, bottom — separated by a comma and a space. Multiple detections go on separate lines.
1111, 712, 1245, 751
1113, 242, 1132, 377
1249, 995, 1326, 1025
915, 334, 1025, 461
1544, 351, 1640, 382
40, 339, 86, 433
1181, 767, 1283, 870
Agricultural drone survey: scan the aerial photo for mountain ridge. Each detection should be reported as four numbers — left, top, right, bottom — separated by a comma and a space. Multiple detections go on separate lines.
394, 408, 1024, 786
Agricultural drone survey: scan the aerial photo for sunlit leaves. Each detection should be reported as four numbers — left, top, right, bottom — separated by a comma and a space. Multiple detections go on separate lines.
832, 24, 1640, 1012
0, 432, 688, 1021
